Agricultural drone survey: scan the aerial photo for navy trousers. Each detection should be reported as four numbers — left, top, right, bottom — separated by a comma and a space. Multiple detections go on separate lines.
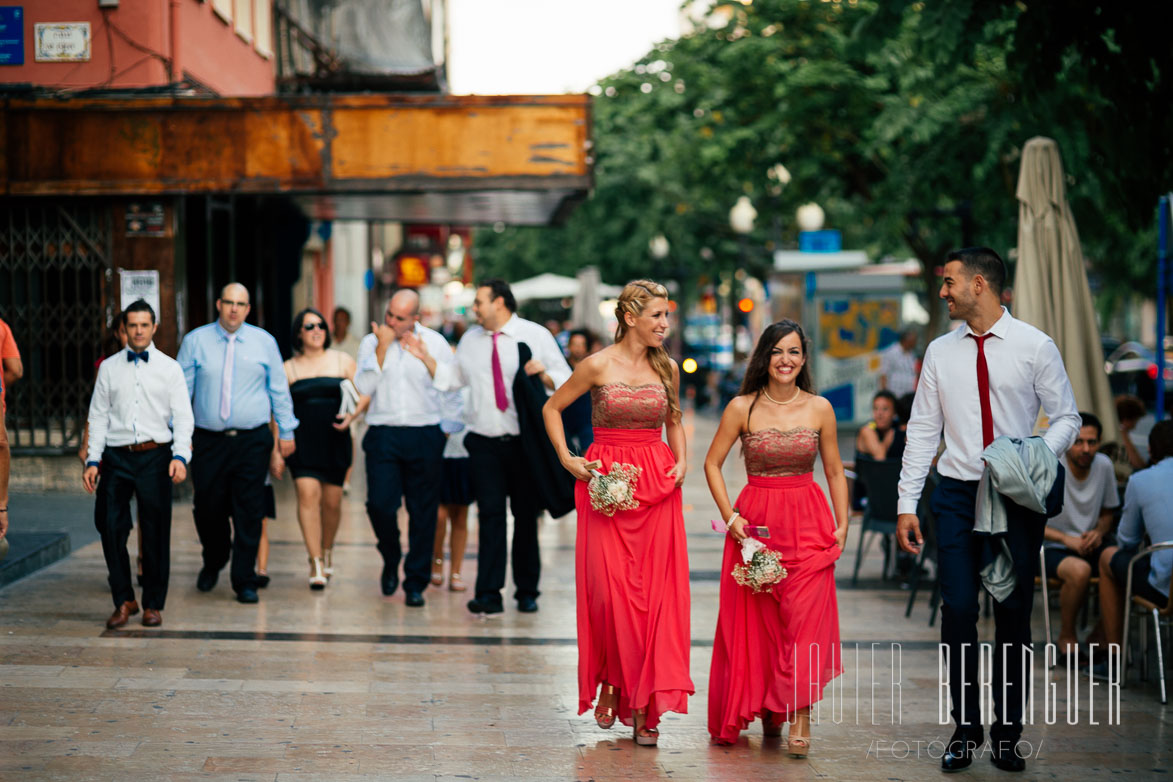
363, 424, 444, 593
931, 466, 1063, 742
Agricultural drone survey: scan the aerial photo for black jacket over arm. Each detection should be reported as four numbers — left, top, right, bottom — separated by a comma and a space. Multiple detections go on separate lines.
512, 342, 577, 518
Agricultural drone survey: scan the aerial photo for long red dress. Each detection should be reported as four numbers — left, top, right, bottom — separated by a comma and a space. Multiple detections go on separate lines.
576, 382, 694, 730
708, 426, 843, 744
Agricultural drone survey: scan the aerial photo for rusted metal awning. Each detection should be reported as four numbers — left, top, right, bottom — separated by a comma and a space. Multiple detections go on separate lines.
0, 93, 592, 225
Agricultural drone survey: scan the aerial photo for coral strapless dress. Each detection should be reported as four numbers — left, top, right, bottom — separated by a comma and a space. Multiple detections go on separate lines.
707, 427, 843, 744
575, 382, 693, 730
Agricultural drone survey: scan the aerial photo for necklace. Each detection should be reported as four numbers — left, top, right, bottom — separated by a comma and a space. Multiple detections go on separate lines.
762, 387, 801, 405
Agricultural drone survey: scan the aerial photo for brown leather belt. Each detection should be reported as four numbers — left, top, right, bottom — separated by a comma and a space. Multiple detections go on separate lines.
118, 441, 165, 452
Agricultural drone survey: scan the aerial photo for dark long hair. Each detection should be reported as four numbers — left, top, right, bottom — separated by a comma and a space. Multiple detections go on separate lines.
291, 307, 331, 354
739, 319, 814, 398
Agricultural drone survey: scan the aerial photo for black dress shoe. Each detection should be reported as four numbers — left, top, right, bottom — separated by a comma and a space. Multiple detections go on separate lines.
989, 739, 1026, 772
255, 573, 271, 589
236, 588, 259, 604
517, 596, 539, 613
405, 591, 425, 607
467, 596, 504, 615
196, 566, 218, 592
941, 728, 983, 773
381, 564, 399, 596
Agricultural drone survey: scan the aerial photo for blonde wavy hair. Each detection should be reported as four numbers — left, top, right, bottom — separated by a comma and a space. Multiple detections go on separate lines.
613, 279, 681, 423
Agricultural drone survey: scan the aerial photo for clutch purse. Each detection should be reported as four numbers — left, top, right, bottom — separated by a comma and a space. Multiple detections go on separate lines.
338, 378, 360, 418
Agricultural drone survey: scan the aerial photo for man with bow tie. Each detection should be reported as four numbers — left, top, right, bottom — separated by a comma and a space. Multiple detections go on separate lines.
84, 299, 194, 629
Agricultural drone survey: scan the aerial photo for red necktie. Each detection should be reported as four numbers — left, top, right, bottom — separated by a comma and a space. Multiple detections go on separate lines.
491, 332, 509, 412
969, 333, 994, 448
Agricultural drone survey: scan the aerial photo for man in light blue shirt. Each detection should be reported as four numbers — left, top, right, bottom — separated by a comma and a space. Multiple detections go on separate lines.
1099, 420, 1173, 653
176, 283, 298, 604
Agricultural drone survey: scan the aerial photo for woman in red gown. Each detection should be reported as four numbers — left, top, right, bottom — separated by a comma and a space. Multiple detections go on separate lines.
543, 279, 693, 747
703, 319, 848, 752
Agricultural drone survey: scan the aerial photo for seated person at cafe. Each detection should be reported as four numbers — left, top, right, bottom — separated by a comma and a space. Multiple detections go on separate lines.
1043, 412, 1119, 657
1097, 420, 1173, 656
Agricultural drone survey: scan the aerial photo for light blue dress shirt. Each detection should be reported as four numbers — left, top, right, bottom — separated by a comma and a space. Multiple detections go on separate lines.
1117, 457, 1173, 598
176, 321, 298, 440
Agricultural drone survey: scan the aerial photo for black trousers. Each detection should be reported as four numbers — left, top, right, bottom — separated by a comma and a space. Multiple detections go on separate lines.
932, 474, 1057, 742
191, 425, 272, 593
363, 424, 444, 593
464, 432, 541, 604
94, 447, 173, 610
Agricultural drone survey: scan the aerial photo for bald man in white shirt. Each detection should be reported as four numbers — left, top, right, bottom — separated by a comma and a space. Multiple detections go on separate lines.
355, 289, 454, 607
405, 278, 571, 615
896, 247, 1079, 773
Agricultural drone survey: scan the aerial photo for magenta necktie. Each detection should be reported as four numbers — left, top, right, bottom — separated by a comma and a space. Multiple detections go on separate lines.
491, 332, 508, 411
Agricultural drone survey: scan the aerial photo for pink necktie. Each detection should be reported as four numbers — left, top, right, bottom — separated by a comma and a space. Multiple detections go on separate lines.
219, 333, 236, 421
491, 332, 508, 411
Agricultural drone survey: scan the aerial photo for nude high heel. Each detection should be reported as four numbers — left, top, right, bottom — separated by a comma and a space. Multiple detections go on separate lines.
633, 709, 658, 746
787, 711, 810, 758
431, 558, 444, 586
309, 557, 328, 590
322, 548, 334, 578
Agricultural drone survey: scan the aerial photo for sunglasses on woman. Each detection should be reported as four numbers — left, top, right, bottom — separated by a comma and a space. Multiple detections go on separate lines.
302, 321, 327, 332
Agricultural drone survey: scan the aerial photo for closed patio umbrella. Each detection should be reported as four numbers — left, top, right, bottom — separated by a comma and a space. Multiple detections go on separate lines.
1013, 136, 1119, 444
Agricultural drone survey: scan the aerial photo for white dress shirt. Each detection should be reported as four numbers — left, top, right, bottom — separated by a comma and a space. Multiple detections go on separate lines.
880, 342, 918, 397
86, 343, 195, 465
897, 308, 1080, 515
355, 323, 454, 427
433, 314, 572, 437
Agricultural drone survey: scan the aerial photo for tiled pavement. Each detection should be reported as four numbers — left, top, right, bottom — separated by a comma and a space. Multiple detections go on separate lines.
1, 410, 1169, 781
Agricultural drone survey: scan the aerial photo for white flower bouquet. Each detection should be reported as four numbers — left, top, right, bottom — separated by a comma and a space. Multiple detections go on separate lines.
731, 537, 788, 593
587, 462, 641, 517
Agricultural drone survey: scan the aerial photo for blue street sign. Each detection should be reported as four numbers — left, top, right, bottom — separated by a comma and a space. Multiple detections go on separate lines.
0, 7, 24, 66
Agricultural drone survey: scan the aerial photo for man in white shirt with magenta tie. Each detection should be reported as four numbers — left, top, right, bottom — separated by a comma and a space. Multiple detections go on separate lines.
406, 279, 571, 615
896, 247, 1080, 774
83, 299, 194, 630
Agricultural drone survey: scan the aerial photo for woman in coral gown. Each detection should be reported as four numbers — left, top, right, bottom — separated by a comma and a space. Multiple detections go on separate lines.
543, 279, 693, 747
703, 319, 848, 752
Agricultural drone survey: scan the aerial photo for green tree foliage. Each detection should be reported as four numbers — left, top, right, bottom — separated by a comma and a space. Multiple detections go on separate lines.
474, 0, 1168, 332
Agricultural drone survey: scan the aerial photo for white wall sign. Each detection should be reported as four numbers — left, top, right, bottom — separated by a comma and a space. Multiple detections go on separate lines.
120, 270, 162, 323
35, 23, 91, 62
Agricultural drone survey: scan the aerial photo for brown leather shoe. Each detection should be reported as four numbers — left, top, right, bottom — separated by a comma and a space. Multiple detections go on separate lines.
106, 600, 140, 629
141, 608, 162, 627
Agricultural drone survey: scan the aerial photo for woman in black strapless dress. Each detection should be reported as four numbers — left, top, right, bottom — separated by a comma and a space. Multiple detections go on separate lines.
275, 308, 368, 589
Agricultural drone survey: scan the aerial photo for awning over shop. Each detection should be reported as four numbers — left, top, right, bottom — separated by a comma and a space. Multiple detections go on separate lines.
0, 93, 592, 225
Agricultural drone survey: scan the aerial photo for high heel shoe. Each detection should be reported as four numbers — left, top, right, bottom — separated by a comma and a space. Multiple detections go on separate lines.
323, 548, 334, 578
308, 557, 328, 590
633, 709, 658, 747
787, 713, 810, 758
449, 572, 468, 592
431, 558, 444, 586
594, 683, 617, 729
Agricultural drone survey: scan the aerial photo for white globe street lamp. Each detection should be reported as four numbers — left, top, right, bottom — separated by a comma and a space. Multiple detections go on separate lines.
729, 196, 757, 235
796, 202, 825, 232
648, 233, 670, 260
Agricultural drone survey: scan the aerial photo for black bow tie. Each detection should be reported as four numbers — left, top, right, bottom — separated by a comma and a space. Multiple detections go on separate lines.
127, 350, 149, 363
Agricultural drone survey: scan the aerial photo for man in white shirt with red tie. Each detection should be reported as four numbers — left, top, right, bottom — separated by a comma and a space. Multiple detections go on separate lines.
83, 299, 194, 630
405, 278, 571, 615
896, 247, 1080, 774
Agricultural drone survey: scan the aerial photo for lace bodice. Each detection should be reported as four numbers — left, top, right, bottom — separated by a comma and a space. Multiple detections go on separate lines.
591, 382, 667, 429
741, 427, 820, 476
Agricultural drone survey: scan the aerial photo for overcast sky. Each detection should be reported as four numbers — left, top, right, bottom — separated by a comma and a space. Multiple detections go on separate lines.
447, 0, 688, 94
